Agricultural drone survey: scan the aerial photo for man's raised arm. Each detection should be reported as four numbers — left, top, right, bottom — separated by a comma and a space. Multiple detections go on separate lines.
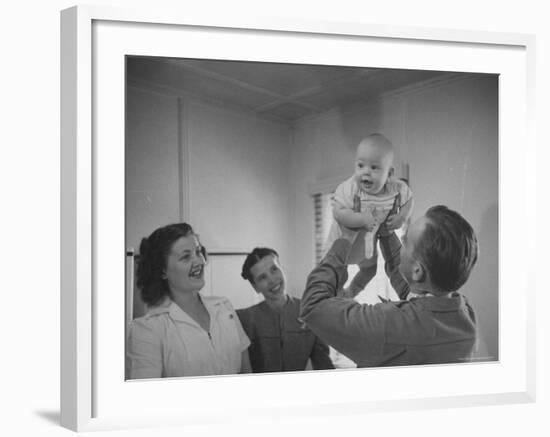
299, 235, 387, 365
378, 229, 410, 300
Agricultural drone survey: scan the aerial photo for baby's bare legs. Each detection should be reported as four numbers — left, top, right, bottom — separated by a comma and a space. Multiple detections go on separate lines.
342, 253, 378, 298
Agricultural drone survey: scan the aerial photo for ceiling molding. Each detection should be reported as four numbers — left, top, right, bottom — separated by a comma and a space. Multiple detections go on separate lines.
381, 72, 474, 99
173, 59, 339, 113
253, 70, 371, 113
127, 76, 291, 125
171, 59, 288, 100
292, 72, 474, 127
128, 57, 471, 124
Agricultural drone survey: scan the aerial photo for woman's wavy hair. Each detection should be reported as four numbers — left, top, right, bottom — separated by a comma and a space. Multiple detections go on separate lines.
241, 247, 279, 286
414, 205, 479, 292
136, 223, 207, 306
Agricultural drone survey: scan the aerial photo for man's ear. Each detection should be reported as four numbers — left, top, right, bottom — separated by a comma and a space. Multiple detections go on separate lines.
388, 166, 395, 178
411, 260, 426, 283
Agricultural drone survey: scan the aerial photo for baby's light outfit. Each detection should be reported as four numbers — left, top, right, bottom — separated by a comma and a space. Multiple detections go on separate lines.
325, 176, 413, 264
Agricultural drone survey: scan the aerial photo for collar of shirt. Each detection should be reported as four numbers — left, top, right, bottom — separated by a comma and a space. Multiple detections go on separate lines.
407, 291, 436, 300
145, 295, 229, 327
261, 294, 290, 313
257, 296, 306, 329
408, 292, 468, 312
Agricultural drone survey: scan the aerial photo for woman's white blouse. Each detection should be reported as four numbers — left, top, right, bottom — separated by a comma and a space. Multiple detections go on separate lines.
126, 295, 250, 379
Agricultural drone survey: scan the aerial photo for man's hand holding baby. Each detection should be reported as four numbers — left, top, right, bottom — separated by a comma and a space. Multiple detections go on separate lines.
384, 212, 406, 231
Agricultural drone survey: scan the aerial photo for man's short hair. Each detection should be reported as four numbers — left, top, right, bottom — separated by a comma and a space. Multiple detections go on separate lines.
241, 247, 279, 286
414, 205, 478, 292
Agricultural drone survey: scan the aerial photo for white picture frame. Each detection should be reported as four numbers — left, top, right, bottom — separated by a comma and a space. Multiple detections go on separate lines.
60, 5, 536, 432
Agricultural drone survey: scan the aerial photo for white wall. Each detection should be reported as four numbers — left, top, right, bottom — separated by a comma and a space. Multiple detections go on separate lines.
125, 89, 293, 309
185, 100, 291, 258
184, 99, 293, 301
290, 74, 499, 360
125, 86, 180, 253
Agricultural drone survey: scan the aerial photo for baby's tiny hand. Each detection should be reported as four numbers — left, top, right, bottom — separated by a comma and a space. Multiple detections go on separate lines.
363, 212, 377, 232
385, 213, 404, 231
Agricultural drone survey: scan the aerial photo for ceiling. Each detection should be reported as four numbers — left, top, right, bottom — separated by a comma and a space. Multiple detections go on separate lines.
126, 56, 450, 124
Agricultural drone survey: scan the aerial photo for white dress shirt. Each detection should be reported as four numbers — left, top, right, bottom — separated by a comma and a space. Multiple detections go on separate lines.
127, 295, 250, 379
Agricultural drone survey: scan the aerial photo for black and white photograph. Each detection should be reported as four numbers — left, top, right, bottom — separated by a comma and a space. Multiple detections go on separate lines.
5, 0, 542, 434
124, 56, 498, 379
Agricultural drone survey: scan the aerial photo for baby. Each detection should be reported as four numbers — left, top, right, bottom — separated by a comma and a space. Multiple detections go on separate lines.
325, 133, 413, 296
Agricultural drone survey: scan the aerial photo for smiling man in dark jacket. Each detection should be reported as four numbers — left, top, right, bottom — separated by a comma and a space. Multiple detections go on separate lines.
237, 247, 334, 373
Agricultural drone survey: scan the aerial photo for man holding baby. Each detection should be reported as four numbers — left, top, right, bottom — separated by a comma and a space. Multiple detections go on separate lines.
300, 204, 479, 367
301, 133, 479, 367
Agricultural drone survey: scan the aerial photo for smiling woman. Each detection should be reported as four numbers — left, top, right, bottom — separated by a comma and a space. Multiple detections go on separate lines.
126, 222, 252, 379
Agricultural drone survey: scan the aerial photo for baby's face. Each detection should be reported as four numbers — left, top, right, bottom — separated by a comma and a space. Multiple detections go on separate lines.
354, 141, 393, 194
